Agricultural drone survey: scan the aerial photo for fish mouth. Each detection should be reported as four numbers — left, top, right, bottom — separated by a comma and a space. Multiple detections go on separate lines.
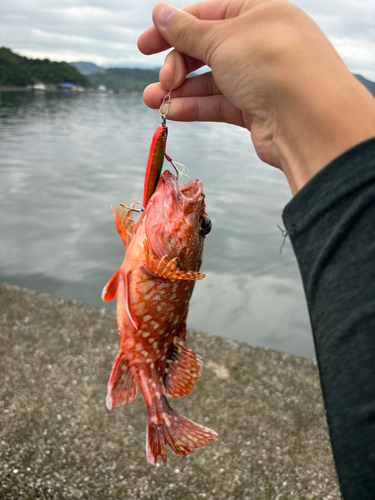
161, 170, 203, 206
180, 179, 203, 204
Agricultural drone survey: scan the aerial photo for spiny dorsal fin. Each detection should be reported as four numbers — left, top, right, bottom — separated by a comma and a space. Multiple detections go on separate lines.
106, 351, 138, 410
112, 202, 136, 249
165, 337, 203, 399
143, 239, 205, 281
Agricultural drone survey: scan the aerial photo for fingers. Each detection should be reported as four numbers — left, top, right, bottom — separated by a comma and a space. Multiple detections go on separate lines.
137, 0, 235, 56
163, 94, 247, 128
143, 79, 246, 128
144, 71, 222, 108
159, 51, 187, 91
137, 25, 171, 55
147, 3, 218, 65
159, 50, 205, 90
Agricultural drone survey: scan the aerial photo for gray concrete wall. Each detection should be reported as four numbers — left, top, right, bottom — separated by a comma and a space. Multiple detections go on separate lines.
0, 283, 341, 499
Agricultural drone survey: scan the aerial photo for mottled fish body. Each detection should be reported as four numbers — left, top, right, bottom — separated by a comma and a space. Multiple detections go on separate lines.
102, 170, 216, 465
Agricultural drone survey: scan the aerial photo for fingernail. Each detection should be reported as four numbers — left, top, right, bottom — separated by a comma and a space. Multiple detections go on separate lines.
159, 4, 177, 26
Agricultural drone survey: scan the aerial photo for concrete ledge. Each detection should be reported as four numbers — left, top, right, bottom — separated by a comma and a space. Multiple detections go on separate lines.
0, 283, 340, 499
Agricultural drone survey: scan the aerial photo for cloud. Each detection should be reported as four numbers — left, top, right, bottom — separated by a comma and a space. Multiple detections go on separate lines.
0, 0, 374, 79
292, 0, 375, 79
0, 0, 164, 66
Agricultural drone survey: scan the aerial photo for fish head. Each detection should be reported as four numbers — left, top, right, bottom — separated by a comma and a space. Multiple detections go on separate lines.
143, 170, 211, 269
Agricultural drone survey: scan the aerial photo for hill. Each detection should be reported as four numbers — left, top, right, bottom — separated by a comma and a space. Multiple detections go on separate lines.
87, 67, 159, 92
0, 47, 89, 87
354, 74, 375, 97
70, 61, 104, 75
86, 66, 375, 95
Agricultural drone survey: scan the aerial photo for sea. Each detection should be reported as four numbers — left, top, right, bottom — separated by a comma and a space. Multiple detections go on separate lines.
0, 91, 314, 358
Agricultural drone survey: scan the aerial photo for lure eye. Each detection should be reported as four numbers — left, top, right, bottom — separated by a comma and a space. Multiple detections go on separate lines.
199, 214, 212, 235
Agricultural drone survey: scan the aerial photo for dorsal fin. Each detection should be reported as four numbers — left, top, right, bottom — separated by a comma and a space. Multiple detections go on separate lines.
165, 337, 203, 399
112, 202, 136, 249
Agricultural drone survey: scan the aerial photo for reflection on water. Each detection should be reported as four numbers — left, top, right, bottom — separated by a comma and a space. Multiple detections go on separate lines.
0, 91, 313, 357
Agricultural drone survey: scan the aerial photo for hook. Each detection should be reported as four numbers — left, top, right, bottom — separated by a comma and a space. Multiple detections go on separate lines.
120, 201, 144, 213
169, 160, 179, 178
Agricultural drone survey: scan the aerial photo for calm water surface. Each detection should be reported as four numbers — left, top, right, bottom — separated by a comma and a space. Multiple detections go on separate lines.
0, 91, 313, 357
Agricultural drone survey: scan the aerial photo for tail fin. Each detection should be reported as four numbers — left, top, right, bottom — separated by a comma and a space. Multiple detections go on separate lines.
146, 408, 217, 465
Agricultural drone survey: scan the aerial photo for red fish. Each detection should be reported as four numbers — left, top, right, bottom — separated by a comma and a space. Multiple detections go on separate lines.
102, 170, 217, 465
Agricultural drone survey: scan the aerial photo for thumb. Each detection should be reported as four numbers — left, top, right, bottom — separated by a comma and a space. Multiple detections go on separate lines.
152, 3, 213, 65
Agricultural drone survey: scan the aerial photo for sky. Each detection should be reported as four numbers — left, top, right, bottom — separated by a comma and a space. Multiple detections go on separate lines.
0, 0, 374, 80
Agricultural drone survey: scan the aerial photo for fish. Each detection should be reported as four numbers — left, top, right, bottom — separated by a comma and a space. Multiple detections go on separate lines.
102, 169, 217, 465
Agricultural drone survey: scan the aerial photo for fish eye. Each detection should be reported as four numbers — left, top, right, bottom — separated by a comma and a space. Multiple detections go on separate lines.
199, 214, 212, 235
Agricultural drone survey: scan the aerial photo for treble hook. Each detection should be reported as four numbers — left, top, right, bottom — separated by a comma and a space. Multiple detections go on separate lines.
120, 201, 144, 213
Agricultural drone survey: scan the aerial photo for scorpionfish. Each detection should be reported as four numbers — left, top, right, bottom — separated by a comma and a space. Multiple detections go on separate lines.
102, 170, 217, 465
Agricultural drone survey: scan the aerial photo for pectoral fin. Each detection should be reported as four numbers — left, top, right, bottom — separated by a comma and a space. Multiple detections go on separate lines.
102, 269, 121, 301
102, 269, 138, 329
124, 271, 138, 330
143, 239, 205, 281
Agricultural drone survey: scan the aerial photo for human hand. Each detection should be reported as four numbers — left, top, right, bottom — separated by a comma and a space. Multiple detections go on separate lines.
138, 0, 375, 194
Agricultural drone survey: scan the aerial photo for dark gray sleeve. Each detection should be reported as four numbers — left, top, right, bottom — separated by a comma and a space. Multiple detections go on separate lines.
282, 137, 375, 500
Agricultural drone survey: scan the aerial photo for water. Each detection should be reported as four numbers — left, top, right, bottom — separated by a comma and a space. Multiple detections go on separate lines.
0, 91, 313, 357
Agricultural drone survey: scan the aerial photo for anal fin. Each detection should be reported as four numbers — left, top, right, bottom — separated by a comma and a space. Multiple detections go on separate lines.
165, 338, 203, 399
106, 352, 138, 410
143, 239, 205, 281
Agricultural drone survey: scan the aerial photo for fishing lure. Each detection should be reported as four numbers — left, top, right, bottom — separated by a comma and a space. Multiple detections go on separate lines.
142, 94, 178, 208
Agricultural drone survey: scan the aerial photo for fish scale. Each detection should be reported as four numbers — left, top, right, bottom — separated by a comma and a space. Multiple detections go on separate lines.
102, 170, 217, 465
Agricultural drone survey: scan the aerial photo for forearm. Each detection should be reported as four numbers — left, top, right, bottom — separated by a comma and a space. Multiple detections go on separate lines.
274, 55, 375, 195
283, 138, 375, 499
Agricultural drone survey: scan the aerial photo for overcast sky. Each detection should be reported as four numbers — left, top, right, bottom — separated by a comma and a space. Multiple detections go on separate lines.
0, 0, 374, 80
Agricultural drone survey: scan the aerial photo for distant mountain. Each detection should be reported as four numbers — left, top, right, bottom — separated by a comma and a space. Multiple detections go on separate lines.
87, 67, 159, 92
3, 49, 374, 98
0, 47, 89, 87
354, 74, 375, 97
70, 61, 104, 75
102, 62, 161, 71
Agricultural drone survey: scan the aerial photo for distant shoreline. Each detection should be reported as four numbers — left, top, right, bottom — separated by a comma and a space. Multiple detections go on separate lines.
0, 87, 142, 95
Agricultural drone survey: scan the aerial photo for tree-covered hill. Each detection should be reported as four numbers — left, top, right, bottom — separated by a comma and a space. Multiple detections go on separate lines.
354, 74, 375, 97
87, 67, 159, 92
0, 47, 89, 87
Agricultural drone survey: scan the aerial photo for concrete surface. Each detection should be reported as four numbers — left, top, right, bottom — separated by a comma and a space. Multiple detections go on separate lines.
0, 282, 341, 499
